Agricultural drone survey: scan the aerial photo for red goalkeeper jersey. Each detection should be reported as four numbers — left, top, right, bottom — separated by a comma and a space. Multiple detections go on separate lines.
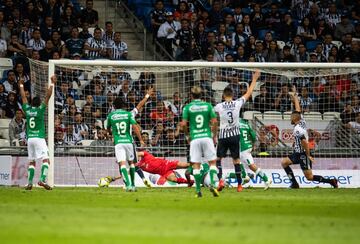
136, 151, 178, 176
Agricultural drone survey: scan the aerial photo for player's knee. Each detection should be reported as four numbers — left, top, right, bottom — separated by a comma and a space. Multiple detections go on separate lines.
305, 174, 313, 181
281, 158, 289, 168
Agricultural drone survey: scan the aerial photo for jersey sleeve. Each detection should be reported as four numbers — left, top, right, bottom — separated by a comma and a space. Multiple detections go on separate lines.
182, 105, 189, 121
131, 108, 139, 117
249, 126, 257, 142
236, 97, 246, 109
40, 102, 46, 112
214, 103, 220, 113
22, 103, 30, 112
129, 112, 137, 125
106, 114, 111, 129
209, 104, 216, 119
295, 126, 306, 140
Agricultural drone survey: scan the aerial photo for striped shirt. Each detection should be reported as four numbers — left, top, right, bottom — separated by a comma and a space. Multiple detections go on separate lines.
102, 31, 115, 44
19, 28, 33, 45
293, 117, 308, 153
107, 40, 128, 60
85, 37, 107, 59
27, 38, 46, 51
214, 97, 246, 139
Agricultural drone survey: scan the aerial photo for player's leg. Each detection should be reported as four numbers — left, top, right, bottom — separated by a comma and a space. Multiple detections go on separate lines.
36, 139, 52, 190
126, 144, 137, 191
244, 148, 271, 190
203, 138, 219, 197
190, 139, 203, 197
216, 139, 226, 190
25, 138, 36, 190
301, 157, 338, 188
281, 154, 299, 188
185, 166, 193, 187
165, 171, 192, 185
229, 136, 243, 192
176, 162, 190, 168
132, 144, 151, 187
115, 144, 130, 190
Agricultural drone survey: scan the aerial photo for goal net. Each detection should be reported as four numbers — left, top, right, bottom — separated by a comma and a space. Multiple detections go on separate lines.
28, 60, 360, 188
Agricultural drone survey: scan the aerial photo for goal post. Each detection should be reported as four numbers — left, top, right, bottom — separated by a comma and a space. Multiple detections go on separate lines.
34, 60, 360, 188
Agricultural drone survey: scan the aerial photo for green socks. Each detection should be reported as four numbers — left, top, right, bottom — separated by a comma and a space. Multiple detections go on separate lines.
120, 165, 130, 187
40, 163, 49, 182
193, 169, 202, 193
209, 166, 217, 187
256, 168, 269, 182
28, 165, 35, 184
129, 165, 135, 187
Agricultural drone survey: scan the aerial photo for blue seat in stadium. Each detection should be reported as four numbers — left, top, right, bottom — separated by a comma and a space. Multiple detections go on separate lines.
258, 29, 270, 40
306, 41, 321, 51
242, 7, 252, 15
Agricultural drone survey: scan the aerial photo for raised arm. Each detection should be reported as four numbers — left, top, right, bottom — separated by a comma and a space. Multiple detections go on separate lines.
44, 75, 57, 106
136, 86, 154, 112
242, 69, 261, 101
290, 85, 301, 112
18, 79, 27, 104
132, 124, 145, 147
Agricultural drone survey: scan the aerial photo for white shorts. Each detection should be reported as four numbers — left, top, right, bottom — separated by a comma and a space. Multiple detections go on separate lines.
240, 148, 254, 166
190, 137, 216, 163
115, 143, 135, 162
27, 138, 49, 161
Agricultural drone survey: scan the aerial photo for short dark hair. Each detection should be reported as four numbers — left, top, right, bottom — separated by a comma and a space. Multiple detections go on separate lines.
223, 86, 233, 97
191, 86, 202, 99
32, 96, 41, 107
113, 97, 126, 109
291, 110, 301, 115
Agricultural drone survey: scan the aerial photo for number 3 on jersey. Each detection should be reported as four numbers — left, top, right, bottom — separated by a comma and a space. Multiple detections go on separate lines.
116, 121, 126, 134
195, 115, 204, 128
227, 111, 233, 124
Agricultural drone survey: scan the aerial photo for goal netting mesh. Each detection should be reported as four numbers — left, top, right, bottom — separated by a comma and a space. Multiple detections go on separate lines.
29, 60, 360, 187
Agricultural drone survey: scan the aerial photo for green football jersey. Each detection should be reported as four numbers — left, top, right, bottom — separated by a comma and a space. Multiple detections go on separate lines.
182, 99, 216, 140
107, 109, 137, 145
22, 103, 46, 139
239, 119, 256, 152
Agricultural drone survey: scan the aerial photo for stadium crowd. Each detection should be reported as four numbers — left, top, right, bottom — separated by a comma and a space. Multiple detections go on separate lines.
0, 0, 359, 150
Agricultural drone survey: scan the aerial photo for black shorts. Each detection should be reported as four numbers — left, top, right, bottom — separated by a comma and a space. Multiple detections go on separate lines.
289, 152, 312, 170
217, 135, 240, 159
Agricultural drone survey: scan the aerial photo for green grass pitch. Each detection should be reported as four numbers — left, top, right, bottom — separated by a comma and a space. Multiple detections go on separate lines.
0, 187, 359, 244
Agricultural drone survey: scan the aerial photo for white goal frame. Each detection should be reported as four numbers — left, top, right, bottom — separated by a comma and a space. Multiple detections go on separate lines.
47, 60, 360, 186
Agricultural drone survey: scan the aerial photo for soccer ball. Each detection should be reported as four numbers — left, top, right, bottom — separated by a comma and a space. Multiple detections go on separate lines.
97, 177, 110, 187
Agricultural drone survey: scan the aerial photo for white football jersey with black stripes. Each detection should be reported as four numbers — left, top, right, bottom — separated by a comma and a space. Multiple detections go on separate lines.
293, 117, 308, 153
214, 97, 246, 139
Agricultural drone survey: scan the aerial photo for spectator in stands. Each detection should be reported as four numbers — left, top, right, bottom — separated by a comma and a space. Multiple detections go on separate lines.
264, 40, 281, 62
274, 84, 292, 112
40, 16, 54, 41
253, 41, 266, 62
0, 29, 7, 57
208, 0, 224, 28
27, 29, 46, 56
193, 22, 207, 59
118, 79, 131, 101
64, 124, 77, 145
287, 34, 302, 56
84, 27, 107, 59
1, 19, 16, 42
234, 45, 247, 62
60, 5, 79, 40
157, 11, 181, 56
325, 3, 342, 31
216, 23, 231, 49
55, 128, 66, 150
174, 1, 192, 21
314, 43, 327, 62
82, 103, 97, 128
126, 90, 137, 111
254, 85, 273, 113
107, 32, 128, 60
349, 81, 360, 98
62, 104, 77, 126
297, 16, 317, 43
161, 126, 185, 154
265, 3, 281, 30
244, 35, 256, 57
250, 3, 266, 32
0, 84, 8, 109
80, 0, 99, 27
141, 131, 152, 148
7, 33, 27, 57
231, 23, 246, 50
73, 112, 90, 142
151, 0, 166, 35
299, 87, 313, 112
3, 70, 18, 94
293, 0, 312, 20
150, 100, 175, 126
51, 30, 66, 58
340, 103, 355, 124
345, 113, 360, 134
93, 83, 106, 106
3, 92, 20, 118
8, 109, 25, 146
90, 129, 112, 150
318, 83, 340, 113
39, 40, 55, 62
213, 41, 228, 62
296, 43, 310, 62
352, 95, 360, 113
307, 3, 322, 24
169, 91, 183, 117
280, 45, 296, 62
105, 73, 121, 95
14, 63, 30, 85
19, 18, 33, 46
334, 15, 355, 41
315, 18, 331, 41
103, 21, 115, 44
201, 31, 216, 60
151, 123, 164, 147
65, 27, 84, 58
79, 22, 92, 40
242, 14, 252, 38
85, 95, 101, 118
101, 92, 115, 119
349, 41, 360, 62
